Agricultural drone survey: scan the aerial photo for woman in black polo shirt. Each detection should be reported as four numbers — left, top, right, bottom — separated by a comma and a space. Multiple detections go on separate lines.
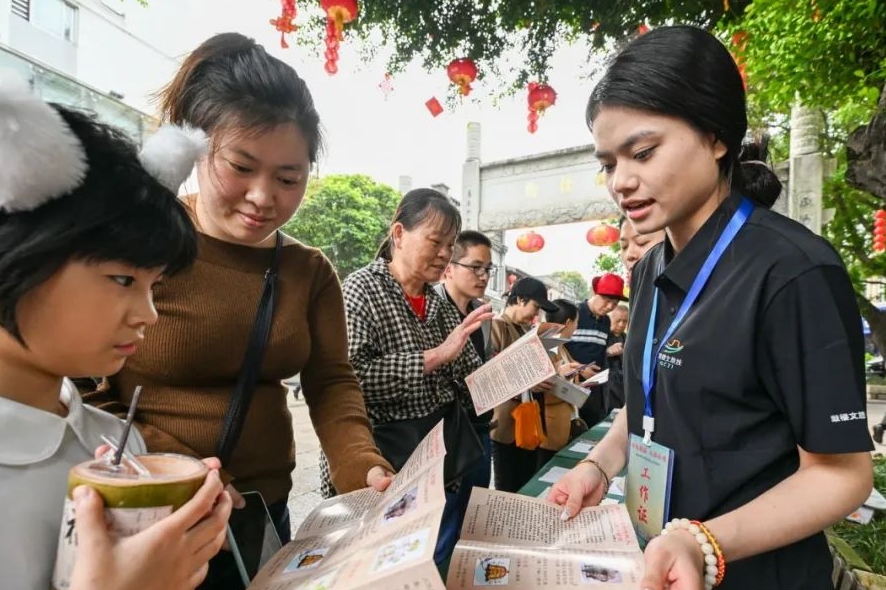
549, 26, 873, 590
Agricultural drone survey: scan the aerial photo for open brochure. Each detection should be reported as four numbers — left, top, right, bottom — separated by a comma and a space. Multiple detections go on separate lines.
580, 368, 610, 387
548, 375, 591, 406
247, 422, 448, 590
466, 326, 558, 415
536, 322, 571, 350
446, 488, 644, 589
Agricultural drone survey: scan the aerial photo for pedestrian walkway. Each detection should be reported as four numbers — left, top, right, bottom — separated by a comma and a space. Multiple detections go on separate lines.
286, 398, 323, 537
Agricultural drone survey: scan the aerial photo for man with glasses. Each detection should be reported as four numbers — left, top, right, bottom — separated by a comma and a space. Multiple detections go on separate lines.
438, 231, 496, 363
433, 230, 496, 567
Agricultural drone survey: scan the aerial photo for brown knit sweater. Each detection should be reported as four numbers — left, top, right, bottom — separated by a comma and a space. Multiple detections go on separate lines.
84, 232, 390, 504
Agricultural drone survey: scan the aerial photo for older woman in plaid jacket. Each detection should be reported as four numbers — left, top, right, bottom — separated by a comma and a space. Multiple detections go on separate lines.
319, 188, 491, 568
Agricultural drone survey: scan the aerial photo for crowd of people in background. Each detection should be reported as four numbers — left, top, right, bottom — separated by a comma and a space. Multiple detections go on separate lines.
1, 23, 877, 590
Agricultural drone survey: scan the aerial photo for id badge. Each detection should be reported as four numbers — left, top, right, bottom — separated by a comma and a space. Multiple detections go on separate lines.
625, 433, 675, 545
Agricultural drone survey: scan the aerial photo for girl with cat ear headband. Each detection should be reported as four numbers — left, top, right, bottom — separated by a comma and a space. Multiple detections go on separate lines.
0, 70, 233, 590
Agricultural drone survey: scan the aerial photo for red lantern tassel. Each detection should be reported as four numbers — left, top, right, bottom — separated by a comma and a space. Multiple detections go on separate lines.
270, 0, 297, 49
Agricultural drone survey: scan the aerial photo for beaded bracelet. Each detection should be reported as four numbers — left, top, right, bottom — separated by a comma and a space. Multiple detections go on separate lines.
576, 458, 611, 493
660, 518, 726, 589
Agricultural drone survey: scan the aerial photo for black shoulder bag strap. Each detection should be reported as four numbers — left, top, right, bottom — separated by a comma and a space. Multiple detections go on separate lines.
215, 231, 283, 466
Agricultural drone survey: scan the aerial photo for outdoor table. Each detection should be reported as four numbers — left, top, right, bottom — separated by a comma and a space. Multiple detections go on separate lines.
517, 413, 627, 504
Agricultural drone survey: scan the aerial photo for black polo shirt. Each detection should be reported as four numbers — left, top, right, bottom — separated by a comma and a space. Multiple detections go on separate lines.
624, 192, 873, 590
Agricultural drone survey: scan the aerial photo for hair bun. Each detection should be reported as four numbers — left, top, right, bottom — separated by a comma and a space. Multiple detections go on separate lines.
734, 136, 783, 209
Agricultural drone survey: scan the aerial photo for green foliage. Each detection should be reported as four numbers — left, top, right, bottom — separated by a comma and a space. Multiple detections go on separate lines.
725, 0, 886, 126
592, 252, 621, 275
551, 270, 590, 300
831, 454, 886, 575
297, 0, 749, 92
282, 174, 401, 278
720, 0, 886, 350
822, 157, 886, 290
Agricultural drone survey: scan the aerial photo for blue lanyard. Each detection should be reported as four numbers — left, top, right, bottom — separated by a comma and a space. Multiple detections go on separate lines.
640, 198, 754, 442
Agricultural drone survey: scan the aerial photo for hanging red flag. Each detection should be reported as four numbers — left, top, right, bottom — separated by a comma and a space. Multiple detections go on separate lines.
425, 97, 443, 117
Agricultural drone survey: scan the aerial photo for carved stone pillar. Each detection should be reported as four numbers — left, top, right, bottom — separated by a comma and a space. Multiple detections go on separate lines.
461, 122, 482, 231
788, 103, 824, 234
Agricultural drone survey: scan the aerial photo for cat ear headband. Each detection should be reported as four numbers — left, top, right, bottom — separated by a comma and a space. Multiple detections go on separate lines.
0, 69, 207, 213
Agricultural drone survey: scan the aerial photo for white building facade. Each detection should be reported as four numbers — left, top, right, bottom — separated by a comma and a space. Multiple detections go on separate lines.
0, 0, 179, 140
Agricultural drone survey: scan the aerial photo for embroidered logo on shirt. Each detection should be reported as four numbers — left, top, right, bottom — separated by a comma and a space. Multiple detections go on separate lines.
662, 339, 684, 354
830, 411, 866, 423
658, 339, 684, 370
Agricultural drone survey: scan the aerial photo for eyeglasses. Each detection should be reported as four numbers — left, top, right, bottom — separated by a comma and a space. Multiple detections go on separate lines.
451, 261, 497, 277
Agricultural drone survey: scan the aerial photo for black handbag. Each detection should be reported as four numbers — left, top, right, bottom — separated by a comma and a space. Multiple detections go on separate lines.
215, 231, 282, 465
200, 231, 282, 590
372, 303, 485, 487
372, 399, 484, 487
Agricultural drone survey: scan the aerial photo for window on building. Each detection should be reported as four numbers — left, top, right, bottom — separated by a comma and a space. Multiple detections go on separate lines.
11, 0, 30, 20
31, 0, 78, 43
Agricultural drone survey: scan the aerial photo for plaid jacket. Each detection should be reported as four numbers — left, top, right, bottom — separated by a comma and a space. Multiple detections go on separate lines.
343, 258, 483, 425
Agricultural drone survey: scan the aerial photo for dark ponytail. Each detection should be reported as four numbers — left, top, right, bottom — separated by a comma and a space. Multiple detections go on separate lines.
156, 32, 323, 163
731, 136, 782, 209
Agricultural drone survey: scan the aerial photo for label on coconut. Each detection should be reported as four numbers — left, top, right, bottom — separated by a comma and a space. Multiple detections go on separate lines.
51, 498, 173, 589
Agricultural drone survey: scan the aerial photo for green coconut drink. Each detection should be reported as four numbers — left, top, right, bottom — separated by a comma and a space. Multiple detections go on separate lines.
52, 453, 208, 589
66, 453, 206, 509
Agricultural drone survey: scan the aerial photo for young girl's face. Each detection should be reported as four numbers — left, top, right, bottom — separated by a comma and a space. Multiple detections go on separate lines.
14, 260, 163, 378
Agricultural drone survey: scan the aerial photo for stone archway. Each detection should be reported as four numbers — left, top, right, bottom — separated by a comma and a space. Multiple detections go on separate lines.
460, 122, 619, 293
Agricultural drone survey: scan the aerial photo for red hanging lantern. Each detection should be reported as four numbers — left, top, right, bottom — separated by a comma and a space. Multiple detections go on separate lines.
269, 0, 298, 49
526, 83, 557, 134
516, 231, 545, 253
586, 224, 620, 247
875, 210, 886, 252
447, 58, 478, 96
320, 0, 358, 75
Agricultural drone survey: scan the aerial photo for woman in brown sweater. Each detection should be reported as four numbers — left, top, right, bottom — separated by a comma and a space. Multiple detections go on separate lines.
84, 33, 391, 553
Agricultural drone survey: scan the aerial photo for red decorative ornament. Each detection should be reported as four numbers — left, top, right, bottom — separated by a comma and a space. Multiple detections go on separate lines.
447, 58, 478, 96
638, 24, 650, 35
526, 82, 557, 134
875, 210, 886, 252
586, 224, 620, 247
731, 30, 749, 90
320, 0, 358, 75
378, 72, 394, 99
516, 231, 545, 253
425, 97, 444, 117
269, 0, 298, 49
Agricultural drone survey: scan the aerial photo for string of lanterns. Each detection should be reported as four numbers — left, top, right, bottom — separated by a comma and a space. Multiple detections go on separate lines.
266, 5, 657, 131
526, 83, 557, 134
515, 222, 619, 253
874, 209, 886, 253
